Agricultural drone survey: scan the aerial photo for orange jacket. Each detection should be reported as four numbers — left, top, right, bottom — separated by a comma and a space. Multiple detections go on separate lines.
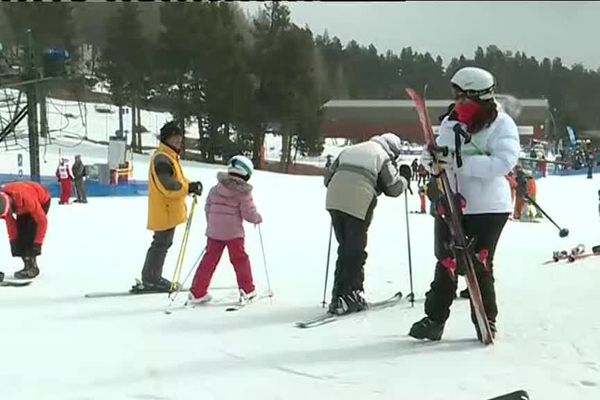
1, 182, 51, 245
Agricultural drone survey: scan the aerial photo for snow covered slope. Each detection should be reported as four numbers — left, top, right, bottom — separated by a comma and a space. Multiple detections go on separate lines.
0, 153, 599, 399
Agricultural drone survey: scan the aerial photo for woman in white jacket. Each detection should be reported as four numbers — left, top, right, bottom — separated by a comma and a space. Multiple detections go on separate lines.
409, 67, 520, 341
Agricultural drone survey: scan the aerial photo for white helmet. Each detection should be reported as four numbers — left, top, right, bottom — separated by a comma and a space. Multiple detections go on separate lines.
227, 155, 254, 181
450, 67, 496, 100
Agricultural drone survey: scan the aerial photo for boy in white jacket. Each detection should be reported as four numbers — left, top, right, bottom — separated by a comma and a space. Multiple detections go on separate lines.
409, 67, 520, 341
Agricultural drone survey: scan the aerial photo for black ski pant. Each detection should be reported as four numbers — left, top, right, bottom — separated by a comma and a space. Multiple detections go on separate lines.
424, 213, 509, 325
329, 204, 375, 299
141, 228, 175, 284
11, 200, 51, 258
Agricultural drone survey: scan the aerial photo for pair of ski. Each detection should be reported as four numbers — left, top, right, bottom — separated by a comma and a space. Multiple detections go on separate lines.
295, 291, 404, 329
164, 290, 274, 314
406, 88, 495, 345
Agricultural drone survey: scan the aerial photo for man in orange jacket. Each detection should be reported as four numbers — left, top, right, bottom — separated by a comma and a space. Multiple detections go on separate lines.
0, 181, 51, 279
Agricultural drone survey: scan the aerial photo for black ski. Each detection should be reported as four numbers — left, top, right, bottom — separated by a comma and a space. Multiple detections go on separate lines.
488, 390, 529, 400
295, 292, 403, 329
0, 280, 32, 287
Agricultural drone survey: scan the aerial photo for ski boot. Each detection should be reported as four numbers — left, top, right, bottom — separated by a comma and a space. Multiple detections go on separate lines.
14, 257, 39, 279
185, 292, 212, 306
409, 316, 445, 341
130, 277, 176, 294
239, 289, 257, 304
328, 290, 368, 316
568, 244, 585, 263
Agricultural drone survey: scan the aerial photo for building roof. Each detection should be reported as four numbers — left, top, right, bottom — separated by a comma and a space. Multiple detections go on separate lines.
320, 97, 549, 142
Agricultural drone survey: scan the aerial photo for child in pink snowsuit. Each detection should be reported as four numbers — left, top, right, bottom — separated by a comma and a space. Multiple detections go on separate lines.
189, 155, 262, 303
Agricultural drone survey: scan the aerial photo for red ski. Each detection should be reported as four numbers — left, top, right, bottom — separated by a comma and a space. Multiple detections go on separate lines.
406, 87, 494, 345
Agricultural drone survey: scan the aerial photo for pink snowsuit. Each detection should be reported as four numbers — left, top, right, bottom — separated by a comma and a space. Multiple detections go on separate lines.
190, 172, 263, 298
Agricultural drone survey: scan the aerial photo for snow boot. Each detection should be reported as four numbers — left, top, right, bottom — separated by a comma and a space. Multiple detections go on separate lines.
328, 290, 368, 316
14, 257, 39, 279
185, 292, 212, 306
409, 316, 445, 341
239, 289, 257, 304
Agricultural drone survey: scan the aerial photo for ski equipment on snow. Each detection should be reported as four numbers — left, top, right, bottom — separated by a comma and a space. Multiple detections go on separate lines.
487, 390, 529, 400
295, 291, 403, 329
84, 284, 236, 299
0, 280, 32, 287
169, 194, 198, 294
224, 290, 274, 312
524, 194, 569, 238
406, 87, 494, 345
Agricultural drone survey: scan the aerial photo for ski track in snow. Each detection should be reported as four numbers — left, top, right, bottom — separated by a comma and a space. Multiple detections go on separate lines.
1, 96, 600, 399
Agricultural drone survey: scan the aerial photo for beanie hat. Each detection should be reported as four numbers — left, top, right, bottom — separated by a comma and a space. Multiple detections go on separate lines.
227, 155, 254, 181
159, 121, 183, 143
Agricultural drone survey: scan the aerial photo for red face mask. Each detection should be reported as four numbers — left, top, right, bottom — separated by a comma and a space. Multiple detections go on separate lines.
454, 101, 482, 126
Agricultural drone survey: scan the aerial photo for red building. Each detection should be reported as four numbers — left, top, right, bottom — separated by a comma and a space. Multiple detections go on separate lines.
320, 98, 549, 144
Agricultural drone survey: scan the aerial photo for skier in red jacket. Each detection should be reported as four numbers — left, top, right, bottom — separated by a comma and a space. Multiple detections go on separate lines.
56, 158, 74, 205
0, 181, 51, 279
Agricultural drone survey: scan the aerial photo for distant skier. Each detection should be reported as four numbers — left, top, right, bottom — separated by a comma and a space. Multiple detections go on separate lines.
134, 121, 203, 293
56, 157, 74, 205
409, 67, 520, 341
538, 155, 547, 178
324, 133, 412, 315
188, 155, 263, 304
411, 158, 419, 180
0, 181, 51, 279
418, 185, 427, 213
513, 165, 529, 220
417, 163, 429, 185
72, 155, 88, 203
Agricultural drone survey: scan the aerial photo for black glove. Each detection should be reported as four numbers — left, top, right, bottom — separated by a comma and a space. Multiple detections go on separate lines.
188, 181, 203, 196
32, 243, 42, 257
10, 241, 19, 257
399, 164, 413, 194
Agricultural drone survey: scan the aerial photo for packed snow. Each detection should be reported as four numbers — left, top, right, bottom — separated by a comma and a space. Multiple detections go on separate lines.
1, 91, 599, 399
0, 138, 599, 399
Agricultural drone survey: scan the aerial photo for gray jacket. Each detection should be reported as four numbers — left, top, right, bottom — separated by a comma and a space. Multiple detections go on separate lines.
325, 136, 407, 220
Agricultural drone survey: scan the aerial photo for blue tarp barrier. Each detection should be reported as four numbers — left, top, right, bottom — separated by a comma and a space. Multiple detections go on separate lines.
0, 174, 148, 198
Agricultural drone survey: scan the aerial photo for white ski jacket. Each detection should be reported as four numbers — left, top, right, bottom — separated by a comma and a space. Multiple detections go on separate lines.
427, 112, 520, 215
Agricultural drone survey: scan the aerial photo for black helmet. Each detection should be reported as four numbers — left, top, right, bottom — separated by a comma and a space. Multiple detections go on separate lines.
159, 121, 183, 143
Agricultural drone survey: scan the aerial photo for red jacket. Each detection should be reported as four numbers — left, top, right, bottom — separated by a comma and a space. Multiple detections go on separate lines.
2, 182, 51, 245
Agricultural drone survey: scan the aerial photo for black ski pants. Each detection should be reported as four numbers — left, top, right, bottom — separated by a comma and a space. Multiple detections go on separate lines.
329, 204, 375, 299
425, 213, 509, 325
141, 228, 175, 284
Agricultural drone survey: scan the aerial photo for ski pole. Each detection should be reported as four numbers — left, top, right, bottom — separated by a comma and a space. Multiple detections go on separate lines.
170, 195, 197, 293
166, 246, 207, 310
404, 191, 415, 307
525, 194, 569, 237
321, 222, 333, 308
257, 224, 273, 298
